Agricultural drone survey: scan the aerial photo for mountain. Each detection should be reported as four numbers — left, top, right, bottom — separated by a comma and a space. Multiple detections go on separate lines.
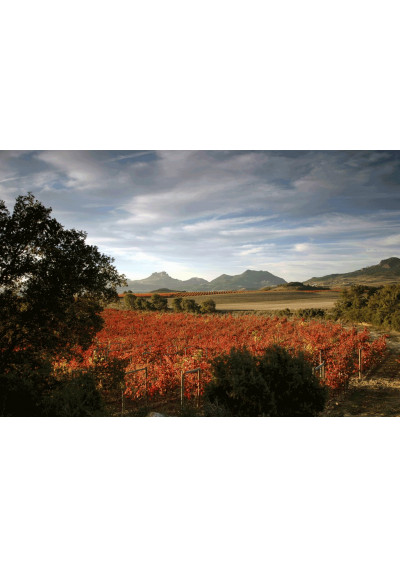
120, 269, 286, 292
207, 269, 286, 291
305, 257, 400, 287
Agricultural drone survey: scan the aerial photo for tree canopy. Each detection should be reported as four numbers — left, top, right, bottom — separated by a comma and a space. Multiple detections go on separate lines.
0, 193, 126, 415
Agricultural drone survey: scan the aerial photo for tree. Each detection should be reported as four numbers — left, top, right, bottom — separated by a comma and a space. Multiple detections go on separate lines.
124, 293, 137, 310
182, 298, 200, 313
332, 285, 378, 322
172, 297, 183, 312
135, 297, 151, 311
368, 284, 400, 330
200, 298, 216, 313
0, 193, 126, 415
150, 293, 168, 311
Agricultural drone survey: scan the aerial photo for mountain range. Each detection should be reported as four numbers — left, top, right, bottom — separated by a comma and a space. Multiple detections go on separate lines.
305, 257, 400, 287
120, 269, 287, 292
119, 257, 400, 293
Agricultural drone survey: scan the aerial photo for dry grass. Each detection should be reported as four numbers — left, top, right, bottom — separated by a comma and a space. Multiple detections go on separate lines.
167, 290, 341, 312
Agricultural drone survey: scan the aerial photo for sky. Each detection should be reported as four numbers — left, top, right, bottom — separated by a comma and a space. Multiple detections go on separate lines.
1, 149, 399, 283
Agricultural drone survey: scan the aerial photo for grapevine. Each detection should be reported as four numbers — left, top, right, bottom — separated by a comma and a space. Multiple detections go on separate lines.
64, 310, 387, 400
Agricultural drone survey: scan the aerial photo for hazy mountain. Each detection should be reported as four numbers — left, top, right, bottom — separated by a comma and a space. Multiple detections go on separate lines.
207, 269, 286, 291
305, 257, 400, 287
120, 269, 286, 292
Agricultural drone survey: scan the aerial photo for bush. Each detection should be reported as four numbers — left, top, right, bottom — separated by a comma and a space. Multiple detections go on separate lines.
258, 345, 327, 417
332, 285, 377, 322
204, 345, 327, 417
0, 362, 51, 416
331, 284, 400, 331
42, 371, 106, 417
204, 348, 275, 416
150, 294, 168, 311
123, 293, 137, 309
367, 285, 400, 331
297, 308, 326, 319
182, 298, 200, 313
135, 297, 152, 311
172, 297, 183, 312
201, 298, 216, 313
276, 308, 292, 317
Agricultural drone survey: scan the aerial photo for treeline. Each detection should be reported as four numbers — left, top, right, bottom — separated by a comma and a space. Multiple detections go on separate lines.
123, 292, 216, 314
331, 284, 400, 330
273, 284, 400, 331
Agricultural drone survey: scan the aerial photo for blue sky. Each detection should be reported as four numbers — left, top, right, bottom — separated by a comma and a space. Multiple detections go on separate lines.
1, 150, 399, 282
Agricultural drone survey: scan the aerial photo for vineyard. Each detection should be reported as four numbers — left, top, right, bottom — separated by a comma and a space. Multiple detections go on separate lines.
118, 290, 264, 298
61, 310, 388, 411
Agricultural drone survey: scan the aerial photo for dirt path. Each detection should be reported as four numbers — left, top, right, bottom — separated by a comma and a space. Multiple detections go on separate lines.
323, 333, 400, 417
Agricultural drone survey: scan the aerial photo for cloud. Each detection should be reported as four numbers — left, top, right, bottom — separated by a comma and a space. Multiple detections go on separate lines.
294, 243, 311, 252
1, 150, 400, 280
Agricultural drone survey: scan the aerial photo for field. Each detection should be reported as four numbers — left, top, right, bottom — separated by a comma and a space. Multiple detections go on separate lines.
63, 309, 388, 415
167, 289, 341, 312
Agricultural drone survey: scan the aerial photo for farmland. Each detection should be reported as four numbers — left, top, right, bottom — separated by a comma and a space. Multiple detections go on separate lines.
62, 309, 387, 415
118, 289, 342, 312
171, 289, 341, 312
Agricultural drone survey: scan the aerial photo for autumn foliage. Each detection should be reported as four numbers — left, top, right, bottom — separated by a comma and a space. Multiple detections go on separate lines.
63, 310, 387, 406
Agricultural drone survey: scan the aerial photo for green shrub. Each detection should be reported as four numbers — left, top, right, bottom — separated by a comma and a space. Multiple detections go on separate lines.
135, 297, 152, 311
276, 308, 292, 317
123, 293, 137, 309
0, 356, 56, 416
150, 293, 168, 311
201, 298, 216, 313
182, 298, 200, 313
367, 285, 400, 331
204, 345, 327, 417
42, 371, 106, 417
332, 285, 378, 322
172, 297, 183, 312
331, 284, 400, 331
297, 308, 326, 319
258, 345, 327, 416
204, 348, 275, 417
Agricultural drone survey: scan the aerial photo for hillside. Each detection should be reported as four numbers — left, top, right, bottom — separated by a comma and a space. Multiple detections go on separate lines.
120, 269, 286, 292
305, 257, 400, 287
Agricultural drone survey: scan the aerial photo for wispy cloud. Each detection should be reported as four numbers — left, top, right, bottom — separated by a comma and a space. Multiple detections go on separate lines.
1, 150, 399, 281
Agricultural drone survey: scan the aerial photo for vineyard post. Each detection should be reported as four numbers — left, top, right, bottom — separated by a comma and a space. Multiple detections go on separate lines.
145, 366, 148, 409
359, 349, 362, 380
180, 371, 184, 410
313, 362, 325, 383
197, 368, 201, 408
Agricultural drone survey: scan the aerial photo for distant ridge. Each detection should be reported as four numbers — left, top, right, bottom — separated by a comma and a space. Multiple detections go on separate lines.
120, 269, 286, 292
305, 257, 400, 287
